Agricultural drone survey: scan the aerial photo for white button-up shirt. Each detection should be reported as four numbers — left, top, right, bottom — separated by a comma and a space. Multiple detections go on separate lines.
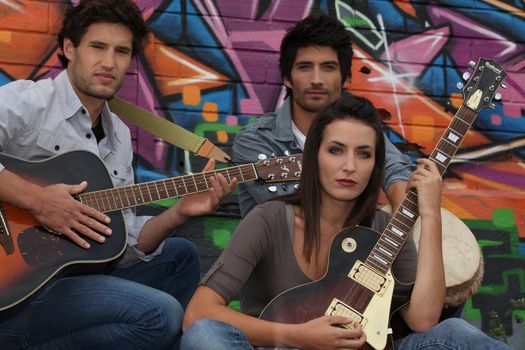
0, 70, 163, 267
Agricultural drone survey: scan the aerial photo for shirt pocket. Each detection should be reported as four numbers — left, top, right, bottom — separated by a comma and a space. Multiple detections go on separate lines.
33, 129, 79, 158
107, 163, 130, 188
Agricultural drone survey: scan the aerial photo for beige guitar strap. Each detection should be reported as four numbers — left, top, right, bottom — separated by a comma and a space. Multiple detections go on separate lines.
108, 97, 230, 163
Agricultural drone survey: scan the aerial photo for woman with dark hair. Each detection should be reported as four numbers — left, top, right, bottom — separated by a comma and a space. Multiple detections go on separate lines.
181, 94, 440, 349
181, 94, 513, 350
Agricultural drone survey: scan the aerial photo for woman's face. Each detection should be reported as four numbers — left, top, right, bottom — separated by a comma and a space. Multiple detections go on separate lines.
318, 118, 376, 206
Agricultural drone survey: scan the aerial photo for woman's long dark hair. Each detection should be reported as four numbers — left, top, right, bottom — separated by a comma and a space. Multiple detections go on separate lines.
282, 94, 385, 263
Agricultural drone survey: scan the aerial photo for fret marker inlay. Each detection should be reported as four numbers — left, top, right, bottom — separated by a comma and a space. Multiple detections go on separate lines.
378, 247, 393, 257
401, 208, 415, 219
384, 237, 399, 248
447, 131, 460, 144
391, 227, 404, 237
435, 152, 448, 163
372, 254, 388, 265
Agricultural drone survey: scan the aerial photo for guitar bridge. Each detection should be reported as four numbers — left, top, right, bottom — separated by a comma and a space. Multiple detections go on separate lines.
349, 260, 390, 296
325, 298, 368, 328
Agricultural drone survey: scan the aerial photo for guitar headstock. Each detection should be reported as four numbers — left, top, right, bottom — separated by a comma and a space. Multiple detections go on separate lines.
462, 58, 507, 113
254, 154, 302, 183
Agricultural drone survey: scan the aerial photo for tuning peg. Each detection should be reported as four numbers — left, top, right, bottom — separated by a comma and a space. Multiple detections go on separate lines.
467, 61, 476, 69
462, 72, 471, 81
258, 154, 267, 160
500, 83, 507, 89
494, 93, 502, 101
282, 184, 288, 191
456, 82, 464, 90
268, 186, 277, 193
284, 150, 291, 156
490, 103, 496, 109
294, 184, 300, 190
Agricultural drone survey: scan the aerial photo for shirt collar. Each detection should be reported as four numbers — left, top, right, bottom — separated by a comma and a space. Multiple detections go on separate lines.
274, 97, 295, 141
55, 70, 83, 120
55, 70, 121, 144
291, 120, 306, 150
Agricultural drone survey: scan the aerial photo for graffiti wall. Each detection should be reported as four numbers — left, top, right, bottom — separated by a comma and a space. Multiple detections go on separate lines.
0, 0, 524, 347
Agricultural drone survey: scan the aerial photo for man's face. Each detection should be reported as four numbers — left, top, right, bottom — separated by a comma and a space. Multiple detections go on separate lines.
64, 22, 133, 102
284, 45, 348, 115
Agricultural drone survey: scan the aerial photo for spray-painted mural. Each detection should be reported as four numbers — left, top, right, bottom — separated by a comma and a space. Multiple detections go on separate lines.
0, 0, 524, 347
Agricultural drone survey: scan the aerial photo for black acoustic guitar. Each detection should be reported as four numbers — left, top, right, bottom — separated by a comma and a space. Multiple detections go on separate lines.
257, 58, 506, 350
0, 151, 303, 311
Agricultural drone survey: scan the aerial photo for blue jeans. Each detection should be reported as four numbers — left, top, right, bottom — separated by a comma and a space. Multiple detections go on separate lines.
394, 318, 514, 350
0, 237, 200, 350
181, 318, 514, 350
181, 319, 253, 350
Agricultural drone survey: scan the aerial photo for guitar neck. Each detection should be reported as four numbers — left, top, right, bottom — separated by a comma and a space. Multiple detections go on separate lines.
78, 164, 258, 213
364, 105, 478, 274
429, 106, 478, 176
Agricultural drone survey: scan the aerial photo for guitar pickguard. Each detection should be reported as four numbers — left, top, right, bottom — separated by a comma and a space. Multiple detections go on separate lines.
325, 268, 395, 350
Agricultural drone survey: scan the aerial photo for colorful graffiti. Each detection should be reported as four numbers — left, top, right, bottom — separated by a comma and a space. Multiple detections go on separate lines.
0, 0, 524, 347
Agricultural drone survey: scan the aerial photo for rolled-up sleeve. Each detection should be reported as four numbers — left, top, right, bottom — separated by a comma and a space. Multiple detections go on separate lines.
201, 204, 271, 304
116, 209, 165, 268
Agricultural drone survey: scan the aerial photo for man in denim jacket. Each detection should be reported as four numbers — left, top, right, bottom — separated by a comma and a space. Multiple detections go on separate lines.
232, 14, 413, 217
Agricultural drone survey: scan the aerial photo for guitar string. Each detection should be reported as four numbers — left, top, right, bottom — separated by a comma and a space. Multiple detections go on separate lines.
79, 164, 256, 212
79, 159, 302, 213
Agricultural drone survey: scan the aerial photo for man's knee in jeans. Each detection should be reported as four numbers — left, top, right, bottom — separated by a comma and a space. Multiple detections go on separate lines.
164, 237, 200, 266
141, 291, 184, 348
433, 317, 479, 336
437, 318, 513, 349
181, 319, 252, 350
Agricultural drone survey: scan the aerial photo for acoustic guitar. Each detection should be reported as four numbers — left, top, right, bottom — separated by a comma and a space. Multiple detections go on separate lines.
0, 151, 302, 311
257, 58, 507, 350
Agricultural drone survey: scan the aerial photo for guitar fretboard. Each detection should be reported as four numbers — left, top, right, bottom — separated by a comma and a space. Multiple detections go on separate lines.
364, 105, 479, 275
78, 164, 257, 213
429, 106, 478, 176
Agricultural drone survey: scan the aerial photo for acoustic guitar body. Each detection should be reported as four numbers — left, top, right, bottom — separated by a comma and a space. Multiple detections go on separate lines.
0, 151, 127, 311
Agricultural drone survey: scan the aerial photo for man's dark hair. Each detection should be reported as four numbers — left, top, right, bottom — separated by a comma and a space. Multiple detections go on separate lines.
279, 13, 354, 97
57, 0, 148, 67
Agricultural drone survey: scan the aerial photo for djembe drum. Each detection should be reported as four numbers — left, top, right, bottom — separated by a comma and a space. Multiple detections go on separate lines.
381, 205, 483, 306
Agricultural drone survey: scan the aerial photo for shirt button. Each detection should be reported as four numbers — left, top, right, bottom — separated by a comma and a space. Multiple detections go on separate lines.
86, 133, 92, 139
113, 170, 118, 175
54, 145, 60, 151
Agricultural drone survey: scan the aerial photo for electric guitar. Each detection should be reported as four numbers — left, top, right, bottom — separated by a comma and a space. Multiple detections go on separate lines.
257, 58, 507, 350
0, 151, 302, 311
